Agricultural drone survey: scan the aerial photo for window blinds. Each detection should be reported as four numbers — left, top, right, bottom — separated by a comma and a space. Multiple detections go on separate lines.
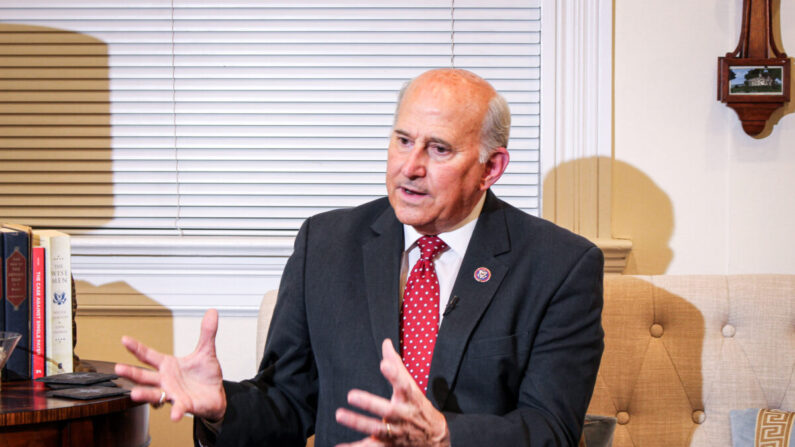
0, 0, 541, 236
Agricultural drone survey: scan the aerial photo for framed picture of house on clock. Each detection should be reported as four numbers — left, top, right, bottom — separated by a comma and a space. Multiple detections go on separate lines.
718, 57, 790, 102
729, 65, 784, 95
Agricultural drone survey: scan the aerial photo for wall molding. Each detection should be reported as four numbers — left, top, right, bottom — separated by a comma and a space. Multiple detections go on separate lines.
596, 238, 633, 275
547, 0, 613, 233
541, 0, 631, 273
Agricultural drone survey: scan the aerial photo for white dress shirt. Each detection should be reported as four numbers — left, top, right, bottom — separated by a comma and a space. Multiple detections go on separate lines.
400, 193, 486, 325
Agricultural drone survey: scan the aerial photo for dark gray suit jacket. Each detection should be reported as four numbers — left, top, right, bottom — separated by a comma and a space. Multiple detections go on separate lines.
202, 191, 604, 446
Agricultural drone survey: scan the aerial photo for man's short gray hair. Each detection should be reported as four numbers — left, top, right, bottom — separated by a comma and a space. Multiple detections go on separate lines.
394, 81, 511, 163
479, 94, 511, 163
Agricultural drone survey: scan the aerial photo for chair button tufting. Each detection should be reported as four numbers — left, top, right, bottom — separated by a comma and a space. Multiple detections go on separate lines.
692, 410, 706, 424
722, 324, 736, 337
616, 411, 630, 425
650, 323, 664, 338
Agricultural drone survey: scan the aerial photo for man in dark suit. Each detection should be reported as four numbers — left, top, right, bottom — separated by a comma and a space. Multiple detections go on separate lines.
116, 68, 604, 447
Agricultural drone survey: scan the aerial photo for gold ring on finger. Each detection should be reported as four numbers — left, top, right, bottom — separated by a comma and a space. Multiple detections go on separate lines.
152, 389, 166, 409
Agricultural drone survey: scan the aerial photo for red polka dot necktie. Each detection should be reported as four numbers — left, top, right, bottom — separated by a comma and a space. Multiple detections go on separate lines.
400, 235, 448, 393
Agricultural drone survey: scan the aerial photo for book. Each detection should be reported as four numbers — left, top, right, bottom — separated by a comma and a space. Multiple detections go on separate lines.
32, 246, 46, 379
1, 225, 31, 380
32, 230, 73, 375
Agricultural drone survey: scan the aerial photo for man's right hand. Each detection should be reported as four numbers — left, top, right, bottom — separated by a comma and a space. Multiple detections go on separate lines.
115, 309, 227, 422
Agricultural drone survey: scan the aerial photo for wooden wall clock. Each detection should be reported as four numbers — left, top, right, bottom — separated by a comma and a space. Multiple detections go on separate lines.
718, 0, 791, 136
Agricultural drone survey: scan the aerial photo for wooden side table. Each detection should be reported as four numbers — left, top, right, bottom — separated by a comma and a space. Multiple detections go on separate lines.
0, 360, 150, 447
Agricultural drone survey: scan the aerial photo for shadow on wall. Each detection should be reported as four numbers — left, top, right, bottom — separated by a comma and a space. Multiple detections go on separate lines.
0, 23, 118, 225
612, 158, 674, 274
0, 23, 189, 447
542, 157, 674, 275
75, 280, 194, 447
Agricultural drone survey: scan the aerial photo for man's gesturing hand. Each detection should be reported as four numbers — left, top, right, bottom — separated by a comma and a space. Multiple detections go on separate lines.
114, 309, 227, 422
335, 339, 451, 447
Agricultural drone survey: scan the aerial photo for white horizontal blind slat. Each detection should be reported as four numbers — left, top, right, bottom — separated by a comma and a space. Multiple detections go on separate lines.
0, 1, 541, 234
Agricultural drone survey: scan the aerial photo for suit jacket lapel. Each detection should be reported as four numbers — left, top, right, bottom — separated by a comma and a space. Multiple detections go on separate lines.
363, 206, 404, 357
429, 191, 511, 408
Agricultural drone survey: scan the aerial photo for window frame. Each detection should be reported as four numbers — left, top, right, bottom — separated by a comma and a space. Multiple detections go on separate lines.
1, 0, 618, 317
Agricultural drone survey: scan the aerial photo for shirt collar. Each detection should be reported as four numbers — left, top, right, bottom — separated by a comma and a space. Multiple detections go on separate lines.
403, 192, 486, 256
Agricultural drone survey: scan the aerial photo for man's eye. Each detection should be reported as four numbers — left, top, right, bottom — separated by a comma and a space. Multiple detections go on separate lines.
397, 136, 410, 146
430, 145, 451, 155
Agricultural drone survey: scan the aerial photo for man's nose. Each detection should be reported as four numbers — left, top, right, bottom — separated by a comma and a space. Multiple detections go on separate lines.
401, 145, 427, 178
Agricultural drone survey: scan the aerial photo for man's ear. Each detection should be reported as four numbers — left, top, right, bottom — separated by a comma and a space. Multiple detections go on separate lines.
480, 147, 510, 191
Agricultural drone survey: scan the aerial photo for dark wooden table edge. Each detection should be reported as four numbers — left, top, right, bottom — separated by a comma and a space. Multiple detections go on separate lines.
0, 360, 147, 427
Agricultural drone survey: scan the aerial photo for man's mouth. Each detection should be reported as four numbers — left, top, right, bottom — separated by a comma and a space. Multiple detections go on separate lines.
401, 186, 428, 197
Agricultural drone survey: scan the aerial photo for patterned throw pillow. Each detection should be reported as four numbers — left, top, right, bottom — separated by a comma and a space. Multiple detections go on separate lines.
730, 408, 795, 447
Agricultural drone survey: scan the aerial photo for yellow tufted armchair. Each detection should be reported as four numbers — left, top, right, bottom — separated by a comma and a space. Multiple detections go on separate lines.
588, 275, 795, 446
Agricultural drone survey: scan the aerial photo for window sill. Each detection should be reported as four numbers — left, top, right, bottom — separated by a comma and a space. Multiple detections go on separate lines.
71, 235, 296, 257
71, 235, 294, 317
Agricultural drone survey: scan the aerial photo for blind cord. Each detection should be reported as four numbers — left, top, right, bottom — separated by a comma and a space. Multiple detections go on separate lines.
172, 0, 183, 236
450, 0, 455, 68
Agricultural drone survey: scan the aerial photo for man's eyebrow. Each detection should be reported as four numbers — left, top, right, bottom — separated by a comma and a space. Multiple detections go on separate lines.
426, 137, 453, 148
393, 129, 453, 148
393, 129, 412, 138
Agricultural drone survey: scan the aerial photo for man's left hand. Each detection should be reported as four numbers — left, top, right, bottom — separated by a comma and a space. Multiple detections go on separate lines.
335, 339, 451, 447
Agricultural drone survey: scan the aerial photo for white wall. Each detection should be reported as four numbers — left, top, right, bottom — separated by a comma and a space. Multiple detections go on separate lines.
613, 0, 795, 274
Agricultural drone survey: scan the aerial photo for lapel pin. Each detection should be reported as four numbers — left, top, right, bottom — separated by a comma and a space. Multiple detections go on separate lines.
473, 267, 491, 283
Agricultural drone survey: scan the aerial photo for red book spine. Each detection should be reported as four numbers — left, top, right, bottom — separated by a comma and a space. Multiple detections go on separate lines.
31, 246, 45, 379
